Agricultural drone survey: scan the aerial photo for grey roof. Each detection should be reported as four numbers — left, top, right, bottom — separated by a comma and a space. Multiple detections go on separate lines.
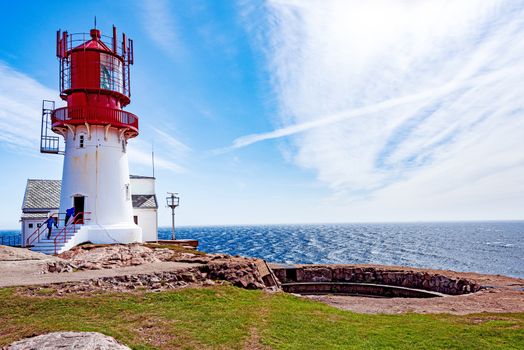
130, 175, 156, 180
22, 180, 61, 211
21, 212, 50, 219
132, 194, 158, 209
22, 179, 157, 211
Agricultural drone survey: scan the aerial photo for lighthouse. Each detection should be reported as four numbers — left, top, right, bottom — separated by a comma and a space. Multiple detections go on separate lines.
32, 26, 143, 251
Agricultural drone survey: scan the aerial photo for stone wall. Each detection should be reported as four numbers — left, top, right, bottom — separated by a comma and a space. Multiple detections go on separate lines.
272, 266, 482, 295
27, 261, 267, 296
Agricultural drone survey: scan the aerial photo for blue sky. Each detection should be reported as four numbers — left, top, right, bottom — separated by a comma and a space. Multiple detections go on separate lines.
0, 0, 523, 229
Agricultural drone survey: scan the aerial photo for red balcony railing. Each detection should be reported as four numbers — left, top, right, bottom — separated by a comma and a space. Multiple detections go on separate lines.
51, 106, 139, 135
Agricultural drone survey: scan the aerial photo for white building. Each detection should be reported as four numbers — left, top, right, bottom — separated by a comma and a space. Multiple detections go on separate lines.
129, 175, 158, 242
20, 176, 158, 252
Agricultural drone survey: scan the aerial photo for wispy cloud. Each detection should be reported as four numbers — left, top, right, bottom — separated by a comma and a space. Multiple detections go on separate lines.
151, 126, 191, 155
224, 63, 520, 150
140, 0, 184, 58
128, 139, 186, 174
237, 0, 524, 218
0, 62, 63, 154
0, 61, 187, 174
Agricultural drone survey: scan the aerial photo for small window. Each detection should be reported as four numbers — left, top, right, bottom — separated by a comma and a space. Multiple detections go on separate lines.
37, 223, 42, 228
28, 223, 34, 229
79, 134, 85, 148
133, 215, 138, 225
122, 139, 127, 153
125, 183, 130, 200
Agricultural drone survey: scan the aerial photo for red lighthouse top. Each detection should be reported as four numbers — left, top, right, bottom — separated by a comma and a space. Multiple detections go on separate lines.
51, 26, 138, 138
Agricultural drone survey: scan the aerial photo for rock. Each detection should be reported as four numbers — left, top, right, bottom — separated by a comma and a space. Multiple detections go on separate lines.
130, 258, 144, 266
57, 243, 179, 270
46, 260, 76, 273
179, 272, 195, 282
7, 331, 131, 349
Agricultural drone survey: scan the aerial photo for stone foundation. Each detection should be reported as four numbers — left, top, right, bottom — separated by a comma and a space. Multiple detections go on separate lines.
272, 265, 483, 295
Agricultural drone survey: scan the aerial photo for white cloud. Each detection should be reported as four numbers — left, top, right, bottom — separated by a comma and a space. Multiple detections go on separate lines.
128, 138, 186, 174
0, 62, 63, 154
0, 62, 185, 176
140, 0, 184, 58
151, 126, 191, 155
238, 0, 524, 219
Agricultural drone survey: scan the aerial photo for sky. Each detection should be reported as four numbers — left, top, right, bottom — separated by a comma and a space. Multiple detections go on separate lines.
0, 0, 523, 229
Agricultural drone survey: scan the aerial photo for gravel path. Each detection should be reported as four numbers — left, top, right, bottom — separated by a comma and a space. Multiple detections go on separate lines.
0, 260, 201, 288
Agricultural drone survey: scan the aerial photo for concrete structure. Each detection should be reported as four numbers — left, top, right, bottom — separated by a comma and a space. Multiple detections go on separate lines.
21, 177, 158, 252
130, 175, 158, 242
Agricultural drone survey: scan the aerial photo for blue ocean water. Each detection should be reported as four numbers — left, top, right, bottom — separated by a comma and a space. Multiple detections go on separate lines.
159, 221, 524, 279
2, 221, 523, 278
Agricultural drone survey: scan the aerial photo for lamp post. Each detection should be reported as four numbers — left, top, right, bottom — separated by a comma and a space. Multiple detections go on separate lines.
166, 192, 180, 240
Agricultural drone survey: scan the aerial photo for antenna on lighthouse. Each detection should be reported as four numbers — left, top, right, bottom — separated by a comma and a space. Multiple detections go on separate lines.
152, 142, 155, 178
94, 16, 97, 29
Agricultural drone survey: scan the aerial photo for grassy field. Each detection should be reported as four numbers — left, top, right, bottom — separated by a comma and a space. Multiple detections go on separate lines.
0, 286, 522, 349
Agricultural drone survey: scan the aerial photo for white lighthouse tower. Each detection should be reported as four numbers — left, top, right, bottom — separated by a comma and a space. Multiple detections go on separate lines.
36, 26, 142, 252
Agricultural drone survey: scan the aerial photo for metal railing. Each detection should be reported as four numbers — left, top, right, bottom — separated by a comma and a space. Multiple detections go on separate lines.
26, 213, 67, 247
52, 106, 139, 132
67, 32, 125, 55
54, 211, 91, 255
0, 235, 21, 247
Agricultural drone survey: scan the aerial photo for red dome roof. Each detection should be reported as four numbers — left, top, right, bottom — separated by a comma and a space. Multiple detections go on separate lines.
71, 29, 114, 53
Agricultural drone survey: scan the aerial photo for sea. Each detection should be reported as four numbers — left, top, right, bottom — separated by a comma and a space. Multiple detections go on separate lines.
2, 221, 523, 278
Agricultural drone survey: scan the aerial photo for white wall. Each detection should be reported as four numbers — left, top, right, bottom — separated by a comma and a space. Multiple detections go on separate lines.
21, 218, 46, 247
133, 208, 158, 242
130, 177, 155, 195
59, 125, 135, 226
58, 124, 142, 243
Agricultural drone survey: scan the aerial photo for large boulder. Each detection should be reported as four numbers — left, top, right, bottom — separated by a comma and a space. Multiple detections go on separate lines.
7, 332, 131, 350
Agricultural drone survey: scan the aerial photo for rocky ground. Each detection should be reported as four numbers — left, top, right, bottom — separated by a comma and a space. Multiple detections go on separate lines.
0, 244, 268, 294
1, 244, 523, 315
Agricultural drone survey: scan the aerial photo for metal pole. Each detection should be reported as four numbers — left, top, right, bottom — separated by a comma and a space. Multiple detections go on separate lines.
171, 193, 176, 240
151, 142, 155, 178
171, 206, 175, 240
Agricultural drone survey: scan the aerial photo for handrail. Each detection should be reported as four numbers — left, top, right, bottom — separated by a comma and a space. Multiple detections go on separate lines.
26, 213, 66, 247
51, 106, 139, 133
53, 211, 91, 255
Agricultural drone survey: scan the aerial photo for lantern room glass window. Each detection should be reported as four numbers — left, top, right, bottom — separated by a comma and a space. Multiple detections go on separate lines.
100, 53, 124, 94
62, 59, 72, 90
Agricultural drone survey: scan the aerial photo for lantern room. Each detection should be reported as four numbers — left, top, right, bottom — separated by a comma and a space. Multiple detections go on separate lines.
57, 27, 134, 106
52, 26, 138, 139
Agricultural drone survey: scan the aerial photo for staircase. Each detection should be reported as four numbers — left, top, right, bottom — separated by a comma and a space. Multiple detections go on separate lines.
27, 212, 91, 255
31, 225, 80, 255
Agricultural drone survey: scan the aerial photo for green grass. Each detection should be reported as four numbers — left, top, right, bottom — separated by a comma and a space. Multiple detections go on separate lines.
0, 286, 522, 349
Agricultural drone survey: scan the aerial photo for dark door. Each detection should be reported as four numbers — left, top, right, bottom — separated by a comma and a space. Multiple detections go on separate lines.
73, 196, 85, 224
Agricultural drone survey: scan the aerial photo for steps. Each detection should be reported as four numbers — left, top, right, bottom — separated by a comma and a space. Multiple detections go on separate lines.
30, 228, 78, 255
27, 212, 92, 255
